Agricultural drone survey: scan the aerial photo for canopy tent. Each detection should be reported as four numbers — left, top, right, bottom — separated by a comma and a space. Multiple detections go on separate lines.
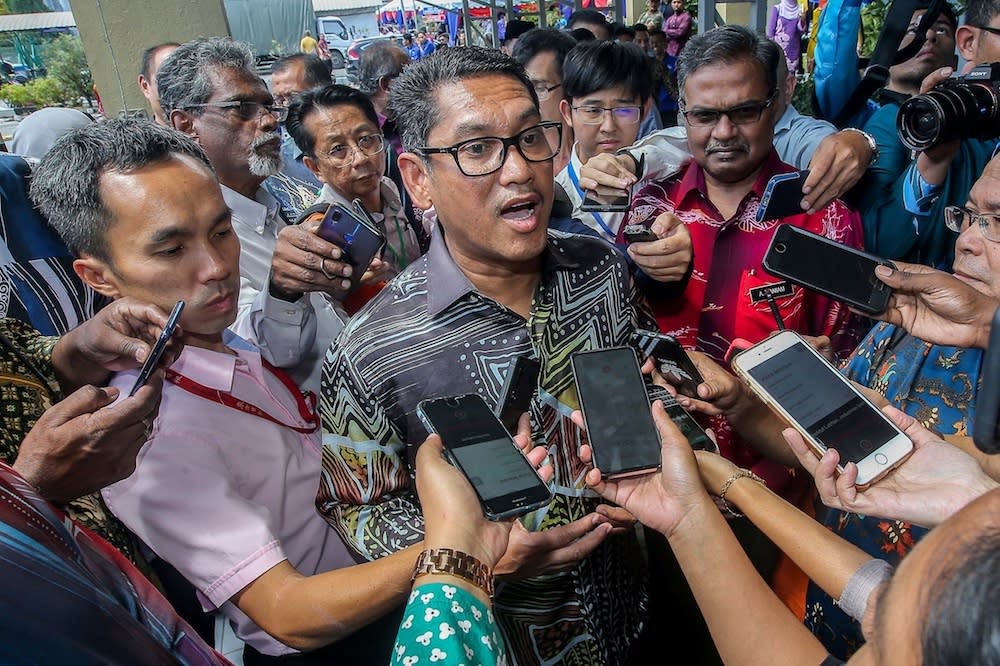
376, 0, 546, 25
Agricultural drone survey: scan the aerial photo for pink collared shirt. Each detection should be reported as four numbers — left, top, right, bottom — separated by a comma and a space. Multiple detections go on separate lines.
103, 338, 356, 657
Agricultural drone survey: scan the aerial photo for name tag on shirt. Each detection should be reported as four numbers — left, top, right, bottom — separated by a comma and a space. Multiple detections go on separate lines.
748, 281, 794, 304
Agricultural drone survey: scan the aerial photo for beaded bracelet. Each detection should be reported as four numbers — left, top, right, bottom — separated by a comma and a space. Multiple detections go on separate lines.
717, 468, 766, 518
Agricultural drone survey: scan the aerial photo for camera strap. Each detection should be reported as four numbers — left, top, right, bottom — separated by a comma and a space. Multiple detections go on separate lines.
832, 0, 946, 127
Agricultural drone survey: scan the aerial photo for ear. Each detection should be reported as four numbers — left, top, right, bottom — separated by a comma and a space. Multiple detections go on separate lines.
74, 256, 123, 300
397, 152, 433, 210
559, 99, 574, 130
170, 109, 197, 138
138, 75, 149, 95
303, 155, 327, 184
955, 25, 978, 63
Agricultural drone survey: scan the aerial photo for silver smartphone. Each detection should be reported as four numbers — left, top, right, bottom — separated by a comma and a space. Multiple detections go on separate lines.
731, 331, 913, 488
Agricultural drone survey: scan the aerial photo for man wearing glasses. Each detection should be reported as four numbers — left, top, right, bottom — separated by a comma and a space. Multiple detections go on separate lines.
284, 84, 421, 281
625, 25, 864, 497
318, 47, 654, 664
158, 37, 356, 396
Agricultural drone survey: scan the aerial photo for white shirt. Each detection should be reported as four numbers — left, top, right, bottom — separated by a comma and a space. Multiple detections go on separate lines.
224, 185, 346, 395
555, 144, 628, 243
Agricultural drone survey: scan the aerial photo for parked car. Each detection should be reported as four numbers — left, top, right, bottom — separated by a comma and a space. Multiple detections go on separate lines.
345, 34, 404, 85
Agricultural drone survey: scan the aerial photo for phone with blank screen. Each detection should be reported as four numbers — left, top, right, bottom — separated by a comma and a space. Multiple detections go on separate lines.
417, 394, 553, 521
731, 331, 913, 488
495, 355, 541, 436
571, 346, 662, 479
756, 170, 808, 223
129, 300, 184, 397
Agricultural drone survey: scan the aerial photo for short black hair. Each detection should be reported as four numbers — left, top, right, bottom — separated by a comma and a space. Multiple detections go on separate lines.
271, 54, 330, 87
648, 28, 666, 40
966, 0, 999, 26
676, 25, 779, 104
568, 9, 608, 29
357, 41, 409, 95
510, 28, 577, 78
504, 19, 535, 43
632, 23, 649, 33
570, 27, 597, 42
562, 41, 652, 103
389, 46, 536, 152
615, 25, 636, 39
140, 42, 180, 79
285, 84, 380, 157
915, 0, 958, 31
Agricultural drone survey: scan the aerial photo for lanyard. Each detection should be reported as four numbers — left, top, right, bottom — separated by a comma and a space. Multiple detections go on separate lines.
566, 160, 618, 240
165, 358, 319, 434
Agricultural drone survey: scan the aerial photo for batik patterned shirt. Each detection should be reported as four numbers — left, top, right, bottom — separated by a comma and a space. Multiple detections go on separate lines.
318, 229, 655, 665
805, 322, 983, 659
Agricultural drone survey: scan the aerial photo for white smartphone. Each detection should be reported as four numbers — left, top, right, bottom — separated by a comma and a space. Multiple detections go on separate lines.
731, 331, 913, 488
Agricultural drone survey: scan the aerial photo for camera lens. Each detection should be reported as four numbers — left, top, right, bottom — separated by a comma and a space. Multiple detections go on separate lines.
898, 78, 1000, 151
330, 209, 342, 222
774, 243, 787, 254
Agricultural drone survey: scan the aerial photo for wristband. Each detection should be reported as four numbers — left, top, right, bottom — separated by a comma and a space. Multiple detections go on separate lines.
840, 127, 880, 167
412, 547, 495, 599
717, 468, 766, 518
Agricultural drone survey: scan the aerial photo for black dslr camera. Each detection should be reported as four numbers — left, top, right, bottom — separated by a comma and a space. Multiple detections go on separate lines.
896, 62, 1000, 151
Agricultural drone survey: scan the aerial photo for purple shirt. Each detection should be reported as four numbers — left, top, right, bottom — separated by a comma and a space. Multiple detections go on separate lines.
103, 337, 355, 657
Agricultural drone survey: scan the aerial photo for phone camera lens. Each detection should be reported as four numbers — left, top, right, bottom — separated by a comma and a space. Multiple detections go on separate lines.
331, 210, 342, 222
445, 397, 460, 407
774, 243, 787, 254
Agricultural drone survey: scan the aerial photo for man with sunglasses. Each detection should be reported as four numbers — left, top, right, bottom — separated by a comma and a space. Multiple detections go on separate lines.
318, 46, 655, 664
158, 37, 355, 396
626, 25, 864, 495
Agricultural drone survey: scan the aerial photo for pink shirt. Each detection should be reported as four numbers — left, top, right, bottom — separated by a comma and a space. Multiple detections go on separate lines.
103, 338, 356, 656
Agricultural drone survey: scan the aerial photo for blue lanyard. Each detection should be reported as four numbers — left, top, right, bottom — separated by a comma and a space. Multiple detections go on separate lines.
567, 160, 617, 240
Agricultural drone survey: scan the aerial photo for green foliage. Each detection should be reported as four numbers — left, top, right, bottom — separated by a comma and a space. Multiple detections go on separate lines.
6, 0, 45, 12
792, 73, 816, 116
0, 77, 63, 108
43, 34, 92, 103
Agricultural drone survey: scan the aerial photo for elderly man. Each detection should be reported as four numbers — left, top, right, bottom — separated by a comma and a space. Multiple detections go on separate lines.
318, 47, 652, 664
156, 37, 352, 395
32, 117, 425, 665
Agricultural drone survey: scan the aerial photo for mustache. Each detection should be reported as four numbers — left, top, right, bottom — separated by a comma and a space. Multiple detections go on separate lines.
705, 141, 750, 155
250, 132, 281, 154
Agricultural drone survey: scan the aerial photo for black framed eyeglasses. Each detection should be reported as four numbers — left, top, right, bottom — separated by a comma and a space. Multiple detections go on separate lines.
415, 121, 563, 177
944, 205, 1000, 242
531, 81, 562, 101
680, 92, 776, 128
571, 105, 642, 125
972, 23, 1000, 36
317, 134, 386, 168
185, 100, 288, 123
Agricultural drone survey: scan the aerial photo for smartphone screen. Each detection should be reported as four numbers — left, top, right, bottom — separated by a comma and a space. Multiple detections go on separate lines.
756, 171, 808, 223
763, 225, 895, 314
417, 394, 553, 520
496, 356, 541, 435
580, 190, 631, 212
316, 204, 385, 290
632, 329, 704, 398
129, 300, 184, 397
572, 347, 662, 479
734, 332, 912, 485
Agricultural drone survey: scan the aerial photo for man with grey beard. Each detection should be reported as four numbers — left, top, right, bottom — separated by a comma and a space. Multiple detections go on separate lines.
158, 37, 355, 394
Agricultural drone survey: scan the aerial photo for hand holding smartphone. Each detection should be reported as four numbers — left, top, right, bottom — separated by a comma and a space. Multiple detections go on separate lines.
631, 329, 704, 398
731, 331, 913, 487
762, 224, 896, 315
580, 189, 632, 213
974, 306, 1000, 454
495, 355, 541, 435
316, 202, 386, 292
129, 300, 184, 397
623, 223, 659, 243
756, 170, 809, 223
572, 347, 662, 479
416, 394, 553, 521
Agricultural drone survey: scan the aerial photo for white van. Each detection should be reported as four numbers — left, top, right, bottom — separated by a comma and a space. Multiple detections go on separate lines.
317, 15, 352, 68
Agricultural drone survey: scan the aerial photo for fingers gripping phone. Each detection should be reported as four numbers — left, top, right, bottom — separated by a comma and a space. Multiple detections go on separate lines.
762, 224, 896, 315
756, 170, 809, 223
645, 383, 715, 452
495, 355, 541, 435
571, 347, 662, 479
316, 202, 385, 293
731, 331, 913, 487
416, 394, 553, 521
580, 189, 632, 212
623, 223, 659, 243
129, 300, 184, 397
632, 328, 704, 398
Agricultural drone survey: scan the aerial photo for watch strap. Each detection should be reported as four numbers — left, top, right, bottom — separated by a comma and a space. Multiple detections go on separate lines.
412, 547, 495, 599
840, 127, 880, 167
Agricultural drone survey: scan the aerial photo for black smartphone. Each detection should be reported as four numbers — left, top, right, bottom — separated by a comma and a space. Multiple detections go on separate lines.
756, 170, 809, 223
631, 328, 704, 398
623, 223, 659, 243
974, 306, 1000, 454
316, 203, 386, 292
416, 394, 554, 521
580, 189, 631, 212
129, 300, 184, 397
495, 355, 541, 435
645, 383, 715, 452
571, 347, 662, 479
762, 224, 896, 315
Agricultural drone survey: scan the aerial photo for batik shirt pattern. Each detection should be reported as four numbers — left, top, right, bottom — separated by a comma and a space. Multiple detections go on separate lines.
318, 230, 655, 665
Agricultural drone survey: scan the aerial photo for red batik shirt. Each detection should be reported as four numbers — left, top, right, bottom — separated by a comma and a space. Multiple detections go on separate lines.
622, 150, 865, 493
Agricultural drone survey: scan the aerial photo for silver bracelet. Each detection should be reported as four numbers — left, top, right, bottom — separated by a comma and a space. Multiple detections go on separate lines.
840, 127, 880, 167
